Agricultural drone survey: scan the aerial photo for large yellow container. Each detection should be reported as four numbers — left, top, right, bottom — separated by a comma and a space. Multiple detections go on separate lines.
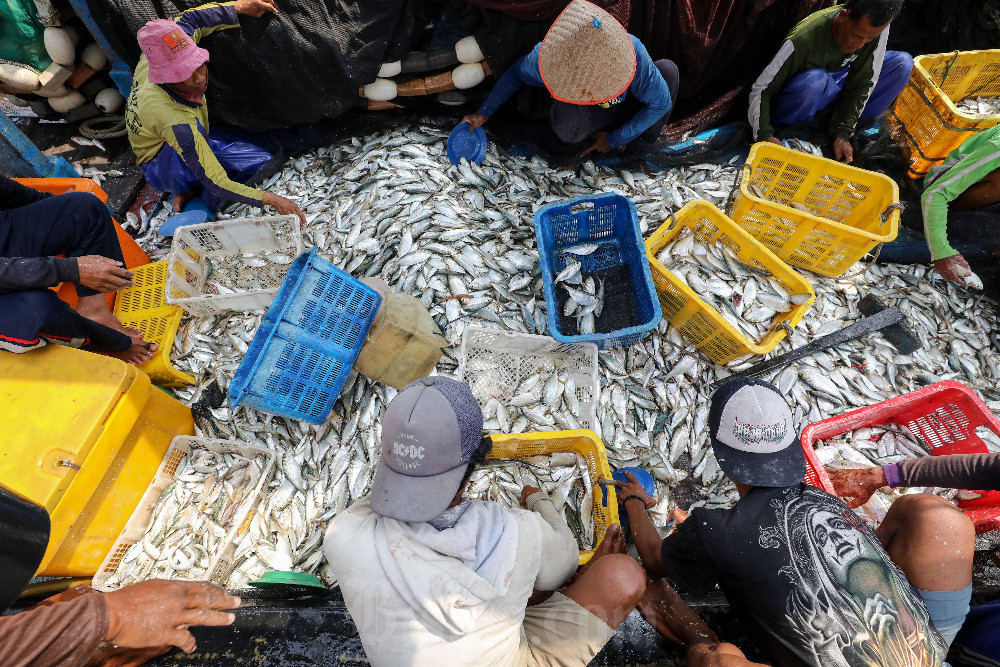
888, 50, 1000, 178
729, 142, 900, 278
353, 280, 447, 389
488, 430, 617, 566
0, 345, 194, 576
646, 201, 815, 365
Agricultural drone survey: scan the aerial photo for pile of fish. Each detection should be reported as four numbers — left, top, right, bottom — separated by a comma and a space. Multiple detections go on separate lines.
956, 95, 1000, 117
204, 252, 294, 296
557, 267, 606, 336
654, 226, 810, 344
103, 446, 268, 590
464, 453, 596, 549
467, 361, 587, 433
115, 122, 1000, 591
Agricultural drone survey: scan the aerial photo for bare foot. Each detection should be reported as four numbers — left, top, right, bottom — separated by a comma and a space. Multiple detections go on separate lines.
76, 296, 144, 339
104, 339, 159, 366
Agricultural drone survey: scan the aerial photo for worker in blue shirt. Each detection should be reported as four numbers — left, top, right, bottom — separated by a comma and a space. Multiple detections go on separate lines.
462, 0, 677, 156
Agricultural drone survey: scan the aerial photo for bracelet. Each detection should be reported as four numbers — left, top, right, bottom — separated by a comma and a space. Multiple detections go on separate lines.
620, 495, 647, 508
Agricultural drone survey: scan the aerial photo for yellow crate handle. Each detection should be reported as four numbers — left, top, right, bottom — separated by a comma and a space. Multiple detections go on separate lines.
880, 202, 904, 225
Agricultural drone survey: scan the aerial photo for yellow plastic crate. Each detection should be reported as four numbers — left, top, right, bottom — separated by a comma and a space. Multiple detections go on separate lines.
0, 345, 194, 576
888, 50, 1000, 178
488, 430, 617, 566
729, 142, 900, 278
646, 201, 815, 365
114, 261, 195, 387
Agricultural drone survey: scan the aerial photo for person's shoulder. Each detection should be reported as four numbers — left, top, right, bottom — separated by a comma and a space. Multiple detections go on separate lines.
788, 6, 838, 41
324, 499, 377, 549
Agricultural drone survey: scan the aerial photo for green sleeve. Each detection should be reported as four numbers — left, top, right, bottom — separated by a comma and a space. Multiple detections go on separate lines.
829, 33, 886, 138
921, 139, 1000, 260
175, 2, 241, 45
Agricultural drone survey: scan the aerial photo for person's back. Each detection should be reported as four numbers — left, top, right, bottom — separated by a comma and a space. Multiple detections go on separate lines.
663, 484, 945, 666
326, 496, 578, 666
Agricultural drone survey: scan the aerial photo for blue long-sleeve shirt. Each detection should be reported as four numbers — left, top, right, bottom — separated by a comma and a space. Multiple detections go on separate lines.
477, 35, 672, 149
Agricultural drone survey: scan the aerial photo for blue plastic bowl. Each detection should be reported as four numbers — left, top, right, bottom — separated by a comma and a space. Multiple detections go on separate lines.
612, 467, 656, 529
447, 121, 487, 165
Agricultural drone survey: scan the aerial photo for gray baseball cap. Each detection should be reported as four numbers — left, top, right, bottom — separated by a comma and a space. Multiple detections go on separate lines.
708, 377, 805, 487
370, 376, 484, 522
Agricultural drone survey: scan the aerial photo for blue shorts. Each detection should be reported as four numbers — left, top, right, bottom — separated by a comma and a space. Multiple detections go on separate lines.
917, 584, 972, 648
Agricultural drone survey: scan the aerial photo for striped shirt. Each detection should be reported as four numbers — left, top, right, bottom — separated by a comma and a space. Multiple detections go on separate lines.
921, 125, 1000, 260
125, 2, 263, 206
749, 5, 888, 141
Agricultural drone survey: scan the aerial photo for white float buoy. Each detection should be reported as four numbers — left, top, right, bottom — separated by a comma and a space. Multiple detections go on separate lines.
95, 87, 124, 113
452, 62, 486, 90
363, 78, 397, 101
455, 36, 484, 64
0, 62, 40, 92
81, 43, 108, 71
48, 89, 85, 113
62, 25, 80, 46
44, 27, 75, 66
377, 61, 401, 78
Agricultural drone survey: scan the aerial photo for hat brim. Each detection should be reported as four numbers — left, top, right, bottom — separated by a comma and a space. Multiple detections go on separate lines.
147, 45, 210, 84
712, 435, 806, 488
369, 459, 468, 522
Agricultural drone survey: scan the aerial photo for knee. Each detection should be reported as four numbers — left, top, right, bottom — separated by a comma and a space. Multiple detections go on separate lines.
654, 59, 680, 97
784, 68, 829, 96
590, 553, 647, 603
888, 493, 975, 538
885, 51, 914, 77
60, 192, 111, 224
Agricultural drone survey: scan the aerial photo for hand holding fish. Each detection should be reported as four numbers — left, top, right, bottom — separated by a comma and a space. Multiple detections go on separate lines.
262, 192, 306, 227
934, 253, 976, 287
833, 137, 853, 164
520, 484, 543, 508
765, 137, 782, 145
617, 472, 655, 509
583, 131, 611, 156
825, 465, 887, 509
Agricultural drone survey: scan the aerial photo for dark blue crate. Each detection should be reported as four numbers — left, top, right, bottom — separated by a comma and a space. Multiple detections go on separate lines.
535, 193, 661, 350
229, 248, 382, 424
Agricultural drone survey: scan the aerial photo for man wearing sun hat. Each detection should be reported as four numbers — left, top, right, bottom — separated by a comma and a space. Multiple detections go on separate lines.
125, 1, 303, 223
617, 378, 953, 667
462, 0, 677, 156
324, 376, 664, 667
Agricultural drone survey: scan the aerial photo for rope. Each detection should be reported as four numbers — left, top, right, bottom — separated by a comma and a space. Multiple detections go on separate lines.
79, 115, 126, 139
724, 162, 751, 216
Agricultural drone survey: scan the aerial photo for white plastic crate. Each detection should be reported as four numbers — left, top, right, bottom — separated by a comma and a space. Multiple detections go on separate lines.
458, 326, 599, 432
92, 436, 275, 591
166, 215, 303, 316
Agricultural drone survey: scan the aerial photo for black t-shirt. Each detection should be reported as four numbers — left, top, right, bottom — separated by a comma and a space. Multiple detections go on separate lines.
660, 484, 946, 667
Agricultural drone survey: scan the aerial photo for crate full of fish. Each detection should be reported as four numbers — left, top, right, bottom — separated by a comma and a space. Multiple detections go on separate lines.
458, 326, 599, 433
229, 248, 382, 424
646, 200, 814, 365
92, 436, 275, 591
166, 214, 303, 317
474, 430, 617, 565
801, 380, 1000, 533
535, 193, 661, 349
728, 142, 900, 278
888, 49, 1000, 177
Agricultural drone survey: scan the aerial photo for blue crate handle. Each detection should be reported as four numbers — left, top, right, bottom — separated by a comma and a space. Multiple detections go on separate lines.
229, 248, 317, 411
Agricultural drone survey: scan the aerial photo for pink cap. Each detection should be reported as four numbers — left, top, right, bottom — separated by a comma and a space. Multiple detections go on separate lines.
137, 19, 210, 85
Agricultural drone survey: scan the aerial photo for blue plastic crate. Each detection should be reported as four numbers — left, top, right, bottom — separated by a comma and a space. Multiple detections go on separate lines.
535, 193, 661, 350
228, 248, 382, 424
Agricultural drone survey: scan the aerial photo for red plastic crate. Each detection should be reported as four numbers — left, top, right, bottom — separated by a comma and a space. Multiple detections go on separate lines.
801, 381, 1000, 534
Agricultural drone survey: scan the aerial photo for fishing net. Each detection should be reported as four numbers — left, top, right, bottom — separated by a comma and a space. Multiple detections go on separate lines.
84, 0, 421, 131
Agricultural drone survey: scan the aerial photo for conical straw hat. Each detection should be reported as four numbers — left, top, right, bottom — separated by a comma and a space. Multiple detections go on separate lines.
539, 0, 636, 105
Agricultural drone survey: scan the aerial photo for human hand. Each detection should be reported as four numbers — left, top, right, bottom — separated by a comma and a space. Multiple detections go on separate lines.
688, 642, 770, 667
825, 466, 887, 509
234, 0, 276, 17
833, 137, 854, 163
103, 580, 240, 654
618, 472, 655, 510
935, 253, 972, 285
77, 255, 133, 292
583, 131, 611, 156
262, 192, 306, 227
461, 113, 486, 130
668, 508, 689, 524
520, 485, 542, 508
765, 136, 782, 145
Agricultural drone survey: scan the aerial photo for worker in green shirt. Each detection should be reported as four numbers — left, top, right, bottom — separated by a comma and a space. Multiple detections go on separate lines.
126, 0, 304, 224
921, 125, 1000, 287
749, 0, 912, 163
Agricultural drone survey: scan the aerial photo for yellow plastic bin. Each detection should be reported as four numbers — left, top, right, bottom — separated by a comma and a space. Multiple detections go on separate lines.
888, 50, 1000, 178
354, 278, 447, 389
114, 261, 196, 387
0, 345, 194, 576
488, 430, 617, 565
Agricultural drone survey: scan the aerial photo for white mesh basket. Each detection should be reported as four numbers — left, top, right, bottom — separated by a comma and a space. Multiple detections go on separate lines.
457, 326, 599, 432
92, 436, 274, 591
165, 215, 303, 316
